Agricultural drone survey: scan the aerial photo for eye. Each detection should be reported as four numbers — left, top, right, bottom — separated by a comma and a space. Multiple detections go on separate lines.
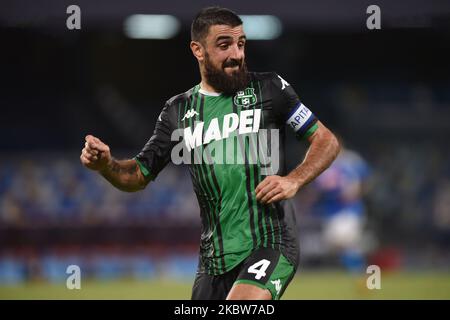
219, 43, 229, 50
238, 41, 245, 49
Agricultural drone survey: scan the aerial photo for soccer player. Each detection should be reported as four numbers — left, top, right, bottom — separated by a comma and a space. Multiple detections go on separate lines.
80, 7, 340, 300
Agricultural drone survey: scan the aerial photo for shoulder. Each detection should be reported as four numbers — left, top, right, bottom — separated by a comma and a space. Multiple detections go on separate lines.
155, 86, 197, 124
249, 71, 291, 92
249, 71, 279, 84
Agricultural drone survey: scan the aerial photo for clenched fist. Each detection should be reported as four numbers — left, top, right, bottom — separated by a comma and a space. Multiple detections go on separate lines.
80, 135, 112, 172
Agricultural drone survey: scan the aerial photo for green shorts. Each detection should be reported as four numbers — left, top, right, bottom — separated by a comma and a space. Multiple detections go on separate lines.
191, 247, 296, 300
234, 247, 296, 300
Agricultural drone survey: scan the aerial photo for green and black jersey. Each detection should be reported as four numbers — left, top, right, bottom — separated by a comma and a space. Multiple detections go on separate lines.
135, 72, 319, 275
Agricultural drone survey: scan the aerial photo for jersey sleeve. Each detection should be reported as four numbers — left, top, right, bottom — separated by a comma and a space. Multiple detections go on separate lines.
134, 102, 176, 181
271, 73, 319, 140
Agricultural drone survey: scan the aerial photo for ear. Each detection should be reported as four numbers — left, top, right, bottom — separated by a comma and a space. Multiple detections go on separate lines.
190, 41, 205, 62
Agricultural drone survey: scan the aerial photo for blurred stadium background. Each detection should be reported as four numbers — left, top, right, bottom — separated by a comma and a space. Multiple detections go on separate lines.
1, 0, 450, 299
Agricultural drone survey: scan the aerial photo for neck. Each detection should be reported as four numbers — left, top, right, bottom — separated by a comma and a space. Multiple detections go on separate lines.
199, 65, 221, 94
200, 79, 220, 94
199, 81, 222, 96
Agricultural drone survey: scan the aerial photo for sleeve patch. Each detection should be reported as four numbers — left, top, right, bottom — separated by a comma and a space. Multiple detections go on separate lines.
134, 158, 156, 181
303, 122, 318, 139
286, 103, 313, 133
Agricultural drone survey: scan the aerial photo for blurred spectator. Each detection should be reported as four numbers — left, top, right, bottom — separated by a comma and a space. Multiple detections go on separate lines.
306, 140, 374, 272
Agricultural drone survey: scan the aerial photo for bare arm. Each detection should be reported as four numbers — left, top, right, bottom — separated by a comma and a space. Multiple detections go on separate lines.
80, 135, 148, 192
286, 121, 340, 189
100, 158, 147, 192
256, 121, 340, 204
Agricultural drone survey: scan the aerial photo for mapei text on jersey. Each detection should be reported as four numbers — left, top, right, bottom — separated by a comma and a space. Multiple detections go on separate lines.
182, 109, 261, 151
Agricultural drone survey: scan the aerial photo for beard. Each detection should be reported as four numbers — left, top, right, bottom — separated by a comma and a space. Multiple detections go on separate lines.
203, 52, 249, 96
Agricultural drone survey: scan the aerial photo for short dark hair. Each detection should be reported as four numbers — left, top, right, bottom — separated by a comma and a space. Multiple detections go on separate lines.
191, 7, 243, 43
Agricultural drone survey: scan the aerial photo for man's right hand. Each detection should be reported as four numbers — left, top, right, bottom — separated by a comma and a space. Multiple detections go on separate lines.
80, 135, 112, 172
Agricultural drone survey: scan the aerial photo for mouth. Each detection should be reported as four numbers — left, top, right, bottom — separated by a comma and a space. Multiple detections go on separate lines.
224, 65, 240, 72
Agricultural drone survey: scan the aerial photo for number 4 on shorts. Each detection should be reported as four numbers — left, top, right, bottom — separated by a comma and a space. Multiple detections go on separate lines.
248, 259, 271, 280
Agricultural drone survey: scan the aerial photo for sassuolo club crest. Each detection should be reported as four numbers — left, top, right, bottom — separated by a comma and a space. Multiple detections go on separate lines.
234, 88, 257, 108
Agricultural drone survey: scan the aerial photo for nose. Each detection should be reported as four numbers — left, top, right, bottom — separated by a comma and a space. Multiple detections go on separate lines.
229, 43, 244, 60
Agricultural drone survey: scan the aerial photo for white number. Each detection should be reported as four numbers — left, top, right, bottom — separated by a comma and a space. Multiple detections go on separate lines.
248, 259, 271, 280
